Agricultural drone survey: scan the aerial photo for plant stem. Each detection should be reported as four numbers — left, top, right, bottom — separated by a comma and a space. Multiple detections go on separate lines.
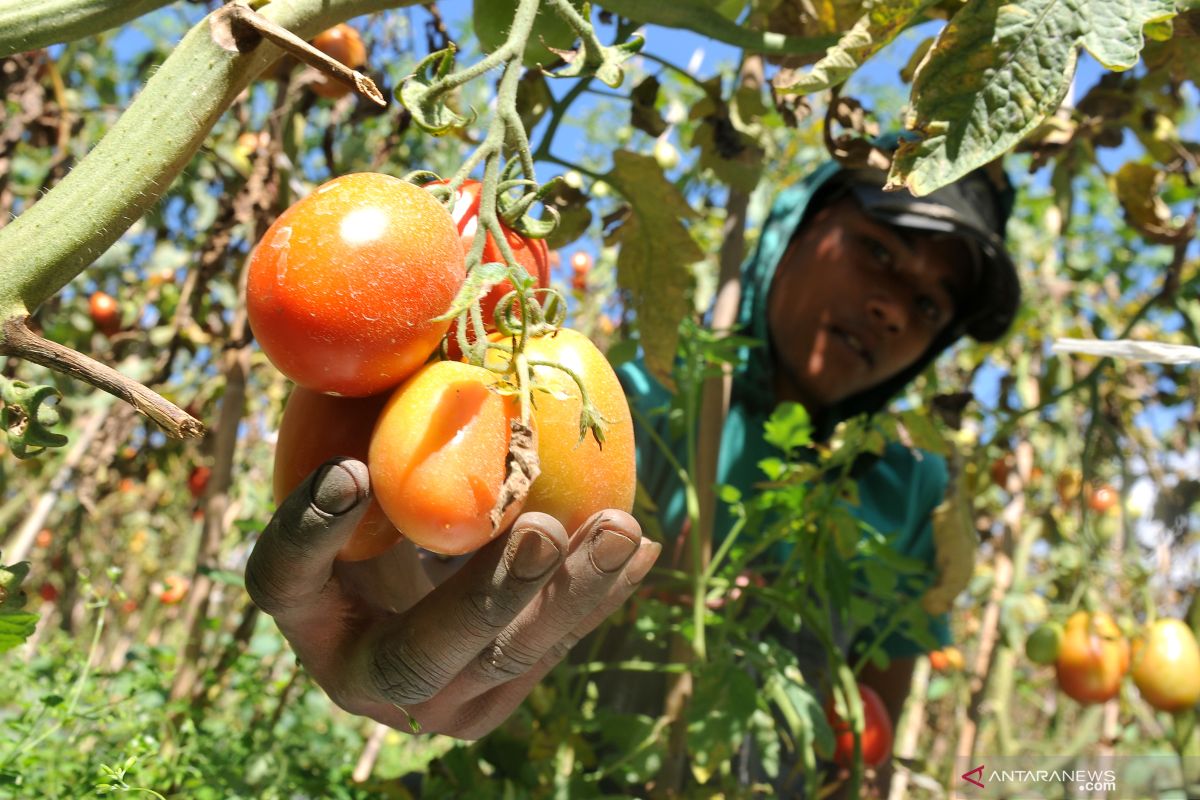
0, 0, 173, 58
0, 316, 201, 438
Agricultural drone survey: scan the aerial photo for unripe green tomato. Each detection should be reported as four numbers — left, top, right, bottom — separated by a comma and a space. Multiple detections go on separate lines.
1026, 622, 1063, 666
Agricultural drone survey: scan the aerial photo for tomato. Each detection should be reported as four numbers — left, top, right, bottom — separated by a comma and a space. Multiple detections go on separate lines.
930, 647, 964, 673
247, 173, 464, 397
273, 386, 400, 561
929, 649, 949, 672
1026, 622, 1063, 666
1055, 611, 1130, 704
1131, 618, 1200, 712
89, 291, 120, 336
1088, 484, 1119, 514
38, 583, 58, 603
473, 0, 584, 67
188, 465, 211, 500
826, 683, 893, 768
369, 361, 526, 556
34, 529, 52, 548
569, 250, 591, 292
160, 574, 189, 605
486, 329, 635, 534
429, 179, 551, 356
310, 23, 367, 99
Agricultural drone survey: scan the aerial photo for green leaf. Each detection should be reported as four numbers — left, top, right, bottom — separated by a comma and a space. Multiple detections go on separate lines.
603, 151, 703, 388
888, 0, 1175, 195
763, 402, 813, 452
773, 0, 929, 95
0, 559, 36, 654
546, 35, 643, 88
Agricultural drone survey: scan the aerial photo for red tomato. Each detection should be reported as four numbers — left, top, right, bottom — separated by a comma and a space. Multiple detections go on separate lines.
1056, 610, 1130, 704
272, 386, 400, 561
430, 180, 551, 356
160, 574, 189, 605
569, 251, 592, 275
369, 361, 526, 556
89, 291, 121, 336
826, 683, 894, 768
1131, 618, 1200, 712
310, 24, 367, 99
39, 583, 58, 603
247, 173, 464, 397
188, 465, 211, 500
1088, 485, 1119, 514
929, 650, 950, 672
486, 329, 635, 534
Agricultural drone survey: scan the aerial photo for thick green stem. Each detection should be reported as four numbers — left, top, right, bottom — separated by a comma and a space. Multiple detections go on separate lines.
0, 0, 172, 58
0, 0, 421, 322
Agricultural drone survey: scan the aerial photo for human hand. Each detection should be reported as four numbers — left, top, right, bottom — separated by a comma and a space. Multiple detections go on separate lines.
246, 456, 660, 739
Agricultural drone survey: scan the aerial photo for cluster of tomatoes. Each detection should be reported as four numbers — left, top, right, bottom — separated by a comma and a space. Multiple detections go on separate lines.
989, 456, 1119, 512
1025, 612, 1200, 712
247, 171, 635, 559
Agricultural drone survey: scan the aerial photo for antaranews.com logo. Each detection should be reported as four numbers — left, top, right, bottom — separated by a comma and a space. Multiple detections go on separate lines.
954, 756, 1196, 797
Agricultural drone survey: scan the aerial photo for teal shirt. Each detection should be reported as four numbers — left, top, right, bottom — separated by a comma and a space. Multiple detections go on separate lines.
616, 360, 951, 659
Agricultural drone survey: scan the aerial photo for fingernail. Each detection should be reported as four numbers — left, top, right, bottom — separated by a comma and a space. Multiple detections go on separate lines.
311, 460, 366, 515
510, 529, 560, 581
591, 529, 638, 573
625, 541, 661, 584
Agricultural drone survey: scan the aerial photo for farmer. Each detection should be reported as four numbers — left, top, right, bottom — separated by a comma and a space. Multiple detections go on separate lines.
244, 149, 1019, 772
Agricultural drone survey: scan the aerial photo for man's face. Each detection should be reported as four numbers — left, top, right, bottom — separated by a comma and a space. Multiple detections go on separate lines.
767, 195, 971, 409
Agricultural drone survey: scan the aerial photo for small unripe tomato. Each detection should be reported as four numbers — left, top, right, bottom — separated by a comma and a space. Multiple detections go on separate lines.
1026, 622, 1063, 666
826, 683, 893, 768
1131, 618, 1200, 712
89, 291, 121, 336
369, 361, 527, 556
309, 24, 367, 99
273, 387, 399, 561
1056, 611, 1129, 704
247, 173, 464, 397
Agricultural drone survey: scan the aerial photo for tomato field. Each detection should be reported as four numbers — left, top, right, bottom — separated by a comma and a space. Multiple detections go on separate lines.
1, 0, 1198, 797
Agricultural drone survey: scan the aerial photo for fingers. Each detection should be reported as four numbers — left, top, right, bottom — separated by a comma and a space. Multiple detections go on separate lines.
245, 457, 370, 620
355, 513, 568, 708
440, 510, 656, 700
428, 532, 662, 739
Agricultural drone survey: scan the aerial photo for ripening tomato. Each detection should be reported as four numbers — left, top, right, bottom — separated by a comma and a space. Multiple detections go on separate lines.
309, 23, 367, 99
39, 583, 58, 603
160, 574, 189, 605
929, 649, 949, 672
1056, 611, 1130, 704
826, 683, 893, 768
273, 386, 400, 561
369, 361, 526, 555
1088, 484, 1119, 514
247, 173, 464, 397
188, 465, 211, 500
1131, 618, 1200, 712
89, 291, 121, 336
930, 648, 963, 673
429, 179, 551, 355
486, 329, 635, 534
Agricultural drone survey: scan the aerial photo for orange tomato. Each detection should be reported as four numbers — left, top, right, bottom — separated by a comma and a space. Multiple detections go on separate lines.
89, 291, 120, 336
929, 650, 950, 672
246, 173, 464, 397
486, 329, 635, 534
309, 23, 367, 99
160, 574, 189, 605
1088, 485, 1119, 514
369, 361, 526, 555
1131, 618, 1200, 712
1055, 611, 1130, 704
273, 386, 399, 561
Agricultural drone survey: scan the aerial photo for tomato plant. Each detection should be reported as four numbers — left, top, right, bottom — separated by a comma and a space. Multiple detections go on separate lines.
88, 291, 120, 336
272, 386, 400, 561
1131, 618, 1200, 712
368, 361, 525, 556
429, 179, 551, 355
826, 683, 893, 768
246, 172, 464, 397
1056, 611, 1130, 704
309, 23, 367, 99
473, 0, 583, 67
486, 328, 636, 534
